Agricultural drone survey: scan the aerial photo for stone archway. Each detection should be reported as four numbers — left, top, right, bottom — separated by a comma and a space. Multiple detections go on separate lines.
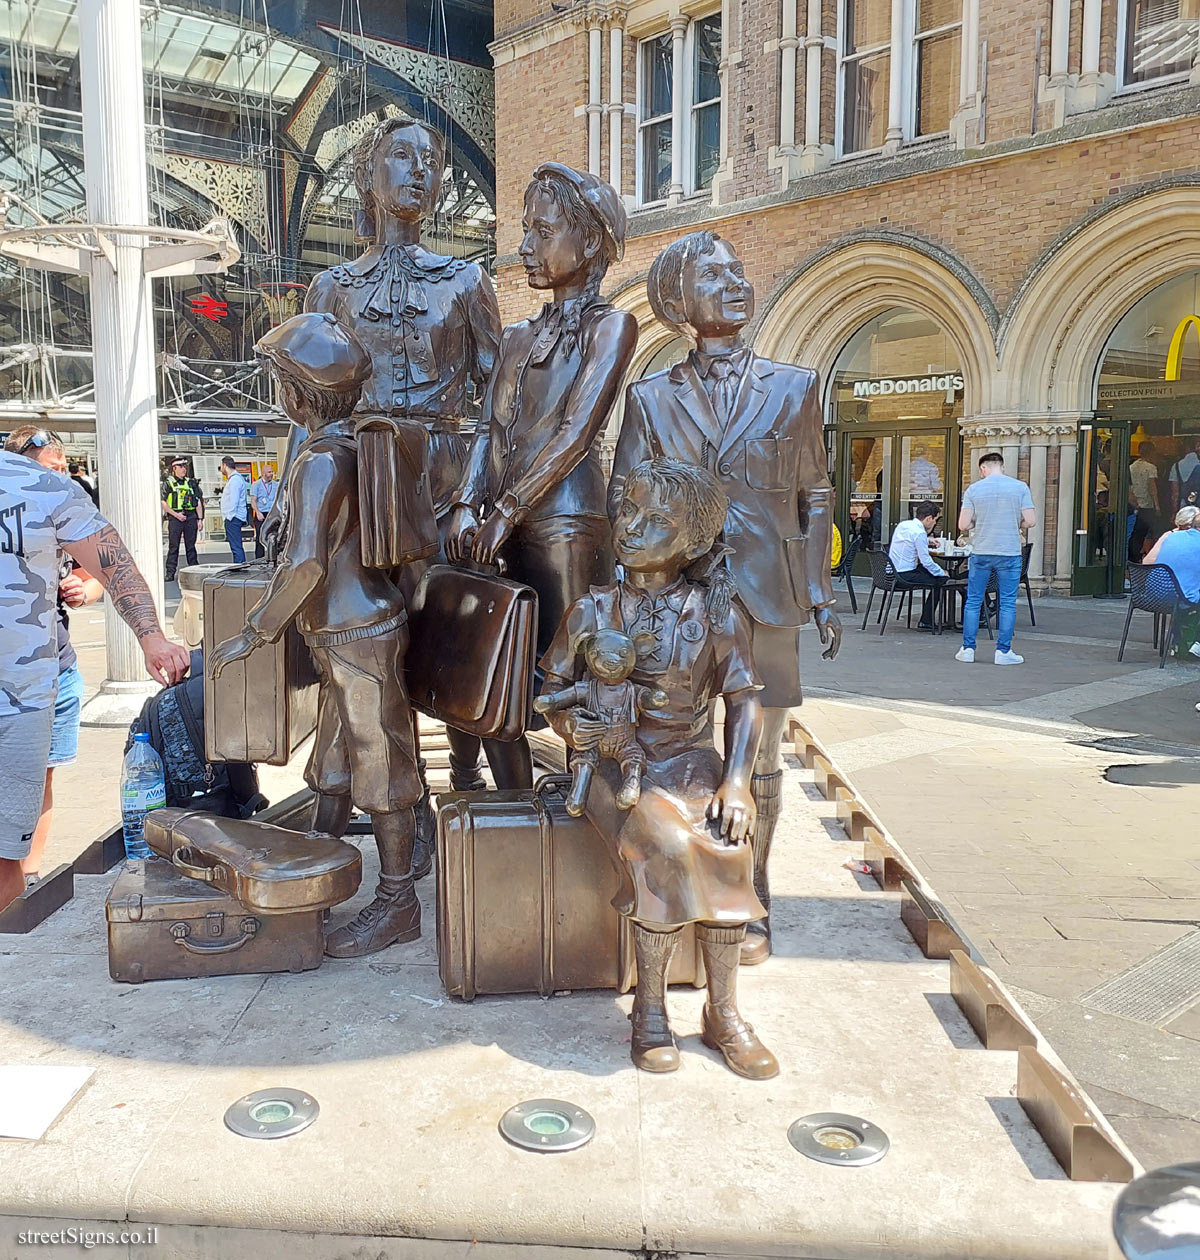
753, 234, 999, 416
1001, 183, 1200, 414
998, 183, 1200, 586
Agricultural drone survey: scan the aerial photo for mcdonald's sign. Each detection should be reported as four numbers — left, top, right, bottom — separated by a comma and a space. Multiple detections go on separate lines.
1165, 315, 1200, 381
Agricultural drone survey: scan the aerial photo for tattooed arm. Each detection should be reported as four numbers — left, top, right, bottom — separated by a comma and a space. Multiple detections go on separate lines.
64, 524, 190, 685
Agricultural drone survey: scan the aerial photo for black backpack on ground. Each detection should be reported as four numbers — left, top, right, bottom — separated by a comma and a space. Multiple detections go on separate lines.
1175, 458, 1200, 508
126, 649, 267, 820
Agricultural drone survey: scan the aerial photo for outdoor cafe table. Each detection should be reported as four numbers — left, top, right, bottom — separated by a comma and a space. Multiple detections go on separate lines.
928, 544, 971, 631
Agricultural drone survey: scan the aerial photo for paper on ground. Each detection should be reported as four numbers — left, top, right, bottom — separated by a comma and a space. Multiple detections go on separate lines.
0, 1066, 93, 1139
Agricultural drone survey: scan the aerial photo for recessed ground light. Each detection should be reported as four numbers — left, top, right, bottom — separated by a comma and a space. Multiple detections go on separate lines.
787, 1112, 889, 1167
224, 1088, 318, 1140
498, 1099, 595, 1153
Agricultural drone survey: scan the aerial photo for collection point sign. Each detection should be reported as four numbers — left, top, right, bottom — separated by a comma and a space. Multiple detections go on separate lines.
851, 374, 964, 398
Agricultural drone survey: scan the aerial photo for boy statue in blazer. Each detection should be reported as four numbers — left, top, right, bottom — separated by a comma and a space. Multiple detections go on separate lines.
608, 230, 843, 965
446, 162, 636, 784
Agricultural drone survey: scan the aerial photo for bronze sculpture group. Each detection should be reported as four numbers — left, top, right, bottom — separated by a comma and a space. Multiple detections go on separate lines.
208, 113, 841, 1081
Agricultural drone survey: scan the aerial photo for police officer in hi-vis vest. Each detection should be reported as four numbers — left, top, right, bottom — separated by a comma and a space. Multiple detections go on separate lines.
161, 456, 205, 581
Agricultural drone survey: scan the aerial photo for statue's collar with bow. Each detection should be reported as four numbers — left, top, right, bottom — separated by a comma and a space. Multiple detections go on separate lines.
328, 243, 468, 326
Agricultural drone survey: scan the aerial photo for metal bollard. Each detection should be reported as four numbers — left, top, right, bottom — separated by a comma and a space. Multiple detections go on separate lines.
1111, 1162, 1200, 1259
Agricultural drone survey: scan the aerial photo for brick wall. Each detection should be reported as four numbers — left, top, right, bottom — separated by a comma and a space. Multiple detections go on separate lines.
494, 113, 1200, 327
491, 1, 1200, 329
979, 0, 1054, 143
493, 30, 590, 258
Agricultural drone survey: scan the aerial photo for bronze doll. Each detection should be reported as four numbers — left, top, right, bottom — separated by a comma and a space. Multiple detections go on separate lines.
304, 114, 504, 805
209, 313, 425, 959
532, 629, 668, 816
609, 232, 843, 965
446, 162, 637, 785
541, 457, 777, 1080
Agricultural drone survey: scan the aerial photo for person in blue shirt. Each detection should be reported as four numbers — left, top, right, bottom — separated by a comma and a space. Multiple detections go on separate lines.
1144, 507, 1200, 657
249, 464, 279, 560
219, 456, 249, 564
956, 451, 1036, 666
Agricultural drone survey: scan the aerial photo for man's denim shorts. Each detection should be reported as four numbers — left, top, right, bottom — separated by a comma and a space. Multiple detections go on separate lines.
48, 662, 86, 768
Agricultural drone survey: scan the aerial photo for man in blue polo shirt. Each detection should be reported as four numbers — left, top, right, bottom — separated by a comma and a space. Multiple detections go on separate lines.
956, 451, 1036, 666
220, 456, 249, 564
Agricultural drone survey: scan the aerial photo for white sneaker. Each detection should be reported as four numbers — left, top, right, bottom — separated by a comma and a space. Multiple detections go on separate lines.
955, 647, 975, 663
995, 649, 1024, 665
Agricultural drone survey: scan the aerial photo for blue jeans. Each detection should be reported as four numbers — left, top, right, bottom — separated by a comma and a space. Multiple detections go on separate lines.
962, 554, 1022, 653
224, 516, 247, 564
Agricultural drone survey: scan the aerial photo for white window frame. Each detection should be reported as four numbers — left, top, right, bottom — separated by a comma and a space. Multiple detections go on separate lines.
908, 2, 962, 141
1115, 0, 1198, 94
835, 0, 892, 158
636, 31, 674, 207
634, 12, 723, 207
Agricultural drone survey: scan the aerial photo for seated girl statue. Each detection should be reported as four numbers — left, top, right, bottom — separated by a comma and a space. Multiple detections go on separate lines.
539, 457, 778, 1080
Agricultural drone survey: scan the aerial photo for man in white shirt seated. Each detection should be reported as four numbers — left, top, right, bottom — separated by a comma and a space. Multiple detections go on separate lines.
888, 500, 947, 630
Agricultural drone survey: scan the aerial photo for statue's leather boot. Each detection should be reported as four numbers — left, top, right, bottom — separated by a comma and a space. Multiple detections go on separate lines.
741, 769, 783, 966
410, 758, 435, 881
325, 808, 420, 958
324, 874, 420, 958
698, 923, 779, 1080
447, 728, 487, 793
629, 923, 681, 1072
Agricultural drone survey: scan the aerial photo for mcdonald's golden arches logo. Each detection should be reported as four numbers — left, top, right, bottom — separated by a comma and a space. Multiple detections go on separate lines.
1165, 315, 1200, 381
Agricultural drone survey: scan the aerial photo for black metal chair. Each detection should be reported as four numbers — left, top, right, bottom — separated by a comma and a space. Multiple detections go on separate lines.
860, 551, 930, 634
860, 550, 898, 635
832, 530, 861, 614
1119, 563, 1197, 668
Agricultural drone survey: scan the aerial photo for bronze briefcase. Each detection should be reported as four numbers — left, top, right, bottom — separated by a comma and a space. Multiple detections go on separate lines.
405, 563, 537, 742
436, 776, 702, 1000
143, 807, 361, 914
355, 416, 440, 568
106, 860, 324, 984
202, 563, 320, 765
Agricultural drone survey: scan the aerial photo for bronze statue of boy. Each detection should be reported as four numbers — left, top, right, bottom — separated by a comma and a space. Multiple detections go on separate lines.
209, 312, 425, 959
447, 162, 636, 786
541, 457, 777, 1080
609, 232, 842, 965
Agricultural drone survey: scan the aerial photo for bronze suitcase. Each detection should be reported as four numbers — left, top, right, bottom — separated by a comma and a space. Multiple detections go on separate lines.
436, 776, 702, 1000
143, 808, 361, 914
405, 564, 537, 742
106, 860, 324, 984
202, 563, 320, 765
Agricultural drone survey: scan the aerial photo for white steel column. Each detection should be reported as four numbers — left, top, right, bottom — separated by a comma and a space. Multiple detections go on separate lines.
884, 0, 905, 148
588, 19, 604, 175
669, 14, 687, 201
1028, 437, 1049, 578
79, 0, 164, 723
1049, 0, 1070, 80
608, 13, 625, 193
1056, 433, 1078, 579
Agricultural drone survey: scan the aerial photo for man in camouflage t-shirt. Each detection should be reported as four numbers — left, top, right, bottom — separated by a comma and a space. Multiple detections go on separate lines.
0, 447, 189, 911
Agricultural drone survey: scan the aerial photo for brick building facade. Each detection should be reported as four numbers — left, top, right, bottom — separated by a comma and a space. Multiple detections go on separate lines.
490, 0, 1200, 594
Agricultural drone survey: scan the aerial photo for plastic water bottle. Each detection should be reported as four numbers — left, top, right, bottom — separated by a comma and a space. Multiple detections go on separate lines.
121, 733, 166, 859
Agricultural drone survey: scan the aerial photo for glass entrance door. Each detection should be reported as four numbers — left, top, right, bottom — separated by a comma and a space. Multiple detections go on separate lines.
841, 428, 954, 557
1073, 416, 1131, 596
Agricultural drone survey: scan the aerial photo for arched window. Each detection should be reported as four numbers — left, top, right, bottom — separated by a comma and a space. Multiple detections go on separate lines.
828, 306, 964, 551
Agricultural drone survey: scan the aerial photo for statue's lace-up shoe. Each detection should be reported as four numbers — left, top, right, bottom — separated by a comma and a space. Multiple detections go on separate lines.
700, 1004, 779, 1080
325, 875, 420, 958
